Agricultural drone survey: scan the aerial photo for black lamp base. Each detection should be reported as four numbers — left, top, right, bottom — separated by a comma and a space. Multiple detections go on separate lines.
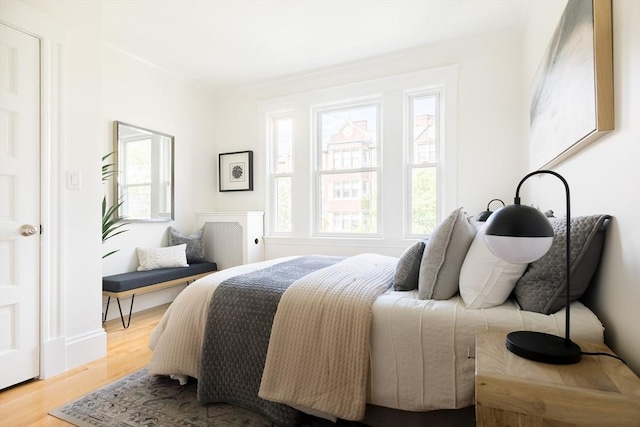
506, 331, 581, 365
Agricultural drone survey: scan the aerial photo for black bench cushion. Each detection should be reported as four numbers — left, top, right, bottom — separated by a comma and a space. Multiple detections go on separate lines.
103, 262, 217, 293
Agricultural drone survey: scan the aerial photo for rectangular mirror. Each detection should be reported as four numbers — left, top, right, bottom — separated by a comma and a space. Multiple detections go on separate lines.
114, 121, 175, 221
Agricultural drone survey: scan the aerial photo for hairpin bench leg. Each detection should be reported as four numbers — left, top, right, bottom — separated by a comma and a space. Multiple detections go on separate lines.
115, 294, 135, 329
103, 296, 111, 323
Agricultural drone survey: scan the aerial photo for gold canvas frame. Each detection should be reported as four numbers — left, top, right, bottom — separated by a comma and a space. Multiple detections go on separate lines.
530, 0, 613, 170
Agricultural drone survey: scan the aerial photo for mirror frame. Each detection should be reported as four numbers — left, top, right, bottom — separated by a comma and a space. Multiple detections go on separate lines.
113, 121, 175, 222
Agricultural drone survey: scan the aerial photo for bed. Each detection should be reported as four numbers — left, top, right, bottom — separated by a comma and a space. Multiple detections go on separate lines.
148, 210, 610, 426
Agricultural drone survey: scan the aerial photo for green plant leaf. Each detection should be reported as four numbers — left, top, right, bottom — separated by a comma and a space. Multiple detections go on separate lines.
102, 152, 118, 182
102, 152, 128, 258
102, 249, 119, 259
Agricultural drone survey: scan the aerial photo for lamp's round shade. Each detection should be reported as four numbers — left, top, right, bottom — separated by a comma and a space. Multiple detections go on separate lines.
483, 204, 554, 264
476, 210, 492, 222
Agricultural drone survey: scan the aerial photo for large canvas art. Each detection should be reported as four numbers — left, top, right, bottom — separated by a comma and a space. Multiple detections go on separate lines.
530, 0, 613, 170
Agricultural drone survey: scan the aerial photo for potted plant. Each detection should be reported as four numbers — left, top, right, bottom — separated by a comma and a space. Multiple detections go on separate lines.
102, 152, 128, 258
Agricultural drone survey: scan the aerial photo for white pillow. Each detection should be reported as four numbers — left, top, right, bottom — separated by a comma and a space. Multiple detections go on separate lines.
136, 244, 188, 271
459, 227, 528, 308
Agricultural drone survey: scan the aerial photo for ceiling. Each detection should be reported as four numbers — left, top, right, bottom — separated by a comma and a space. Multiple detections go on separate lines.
102, 0, 535, 93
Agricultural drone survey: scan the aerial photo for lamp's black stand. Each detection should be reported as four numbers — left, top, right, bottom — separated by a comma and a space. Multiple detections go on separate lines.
506, 331, 581, 364
506, 170, 581, 365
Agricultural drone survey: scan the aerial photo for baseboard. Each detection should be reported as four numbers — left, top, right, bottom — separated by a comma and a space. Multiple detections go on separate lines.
40, 336, 66, 379
65, 328, 107, 371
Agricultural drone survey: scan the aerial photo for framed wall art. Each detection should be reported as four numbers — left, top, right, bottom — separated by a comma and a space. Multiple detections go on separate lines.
219, 150, 253, 192
530, 0, 613, 170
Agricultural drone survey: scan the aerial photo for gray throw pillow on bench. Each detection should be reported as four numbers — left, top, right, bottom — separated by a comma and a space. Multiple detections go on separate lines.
168, 226, 207, 264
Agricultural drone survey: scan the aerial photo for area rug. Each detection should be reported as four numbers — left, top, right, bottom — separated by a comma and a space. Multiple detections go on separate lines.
50, 368, 368, 426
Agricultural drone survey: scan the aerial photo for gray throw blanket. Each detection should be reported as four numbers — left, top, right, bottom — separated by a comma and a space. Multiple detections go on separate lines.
197, 255, 343, 426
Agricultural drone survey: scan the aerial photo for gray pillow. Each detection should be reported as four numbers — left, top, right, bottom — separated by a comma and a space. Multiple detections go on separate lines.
393, 240, 427, 291
514, 214, 611, 314
168, 226, 207, 263
418, 208, 476, 300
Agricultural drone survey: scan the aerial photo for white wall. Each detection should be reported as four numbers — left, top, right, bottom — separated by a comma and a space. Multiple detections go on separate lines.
101, 46, 217, 319
6, 0, 107, 372
58, 1, 107, 369
522, 0, 640, 375
210, 32, 525, 258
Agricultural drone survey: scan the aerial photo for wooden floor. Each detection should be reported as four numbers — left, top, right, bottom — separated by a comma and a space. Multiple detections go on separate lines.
0, 303, 169, 426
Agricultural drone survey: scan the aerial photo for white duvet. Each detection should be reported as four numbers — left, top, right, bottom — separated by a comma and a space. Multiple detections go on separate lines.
148, 256, 604, 414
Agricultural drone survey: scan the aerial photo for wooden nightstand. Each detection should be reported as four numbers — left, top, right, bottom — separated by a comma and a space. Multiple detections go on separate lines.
475, 331, 640, 427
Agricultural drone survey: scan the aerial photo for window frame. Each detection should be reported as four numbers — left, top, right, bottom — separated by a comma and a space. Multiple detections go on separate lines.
119, 135, 173, 219
260, 65, 459, 241
268, 113, 294, 235
312, 98, 382, 238
405, 89, 443, 239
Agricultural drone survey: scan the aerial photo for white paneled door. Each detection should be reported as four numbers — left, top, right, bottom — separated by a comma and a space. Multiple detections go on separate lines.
0, 23, 41, 389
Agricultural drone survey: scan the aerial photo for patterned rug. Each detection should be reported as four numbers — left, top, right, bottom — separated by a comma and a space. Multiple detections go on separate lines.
49, 368, 368, 426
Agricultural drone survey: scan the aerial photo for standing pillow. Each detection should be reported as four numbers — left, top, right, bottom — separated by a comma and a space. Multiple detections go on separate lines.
137, 244, 188, 271
459, 227, 528, 308
393, 239, 427, 291
514, 214, 611, 314
168, 226, 206, 263
418, 207, 476, 300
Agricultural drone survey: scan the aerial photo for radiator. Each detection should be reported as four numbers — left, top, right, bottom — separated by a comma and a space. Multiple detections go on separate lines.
196, 212, 264, 270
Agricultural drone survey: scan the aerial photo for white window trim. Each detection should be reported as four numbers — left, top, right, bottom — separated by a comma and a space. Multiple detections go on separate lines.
259, 65, 459, 241
312, 98, 382, 238
402, 71, 458, 238
435, 68, 459, 226
267, 112, 295, 235
405, 88, 442, 239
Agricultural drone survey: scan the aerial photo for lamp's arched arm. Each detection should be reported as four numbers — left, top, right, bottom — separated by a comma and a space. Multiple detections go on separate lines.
514, 170, 570, 211
486, 198, 506, 210
513, 169, 572, 343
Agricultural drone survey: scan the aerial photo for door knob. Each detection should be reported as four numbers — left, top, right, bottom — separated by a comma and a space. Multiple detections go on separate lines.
19, 224, 38, 236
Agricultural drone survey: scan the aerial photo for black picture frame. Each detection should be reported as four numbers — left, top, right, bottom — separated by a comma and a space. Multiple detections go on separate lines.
219, 150, 253, 192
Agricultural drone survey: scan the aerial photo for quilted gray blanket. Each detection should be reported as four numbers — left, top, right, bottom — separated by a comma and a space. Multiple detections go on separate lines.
197, 255, 343, 426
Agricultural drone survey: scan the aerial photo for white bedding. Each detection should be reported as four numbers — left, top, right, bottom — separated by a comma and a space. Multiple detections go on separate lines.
368, 290, 604, 411
148, 256, 604, 415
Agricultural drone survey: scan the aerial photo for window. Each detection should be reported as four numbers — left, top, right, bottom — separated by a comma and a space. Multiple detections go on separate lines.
331, 149, 362, 169
270, 116, 293, 233
262, 66, 458, 241
122, 137, 152, 219
330, 212, 367, 231
407, 92, 440, 236
119, 134, 172, 219
331, 180, 362, 199
316, 102, 379, 235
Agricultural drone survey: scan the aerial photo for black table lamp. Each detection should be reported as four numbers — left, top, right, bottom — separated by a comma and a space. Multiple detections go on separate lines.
483, 170, 581, 365
476, 199, 505, 222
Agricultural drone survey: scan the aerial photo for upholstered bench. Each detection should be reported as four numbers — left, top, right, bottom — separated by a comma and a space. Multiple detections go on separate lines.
102, 262, 217, 329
